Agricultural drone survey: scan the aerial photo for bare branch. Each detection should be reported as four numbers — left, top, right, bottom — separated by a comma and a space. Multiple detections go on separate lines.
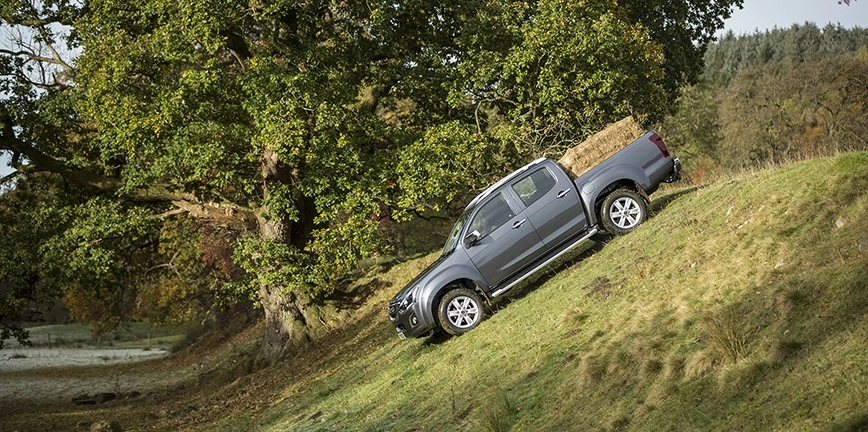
1, 14, 78, 88
27, 44, 75, 79
159, 199, 257, 232
158, 208, 188, 219
143, 249, 185, 280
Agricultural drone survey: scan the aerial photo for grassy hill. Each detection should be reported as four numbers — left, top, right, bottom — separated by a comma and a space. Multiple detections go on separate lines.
5, 153, 867, 431
186, 151, 867, 432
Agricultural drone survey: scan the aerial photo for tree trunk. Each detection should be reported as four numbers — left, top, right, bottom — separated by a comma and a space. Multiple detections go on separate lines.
256, 149, 346, 365
257, 285, 346, 363
255, 212, 349, 364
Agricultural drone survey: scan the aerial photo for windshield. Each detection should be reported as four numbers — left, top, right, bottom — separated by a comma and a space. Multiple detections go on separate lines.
441, 211, 469, 257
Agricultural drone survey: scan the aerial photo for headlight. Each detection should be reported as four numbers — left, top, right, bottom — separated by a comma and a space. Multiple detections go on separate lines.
399, 285, 420, 313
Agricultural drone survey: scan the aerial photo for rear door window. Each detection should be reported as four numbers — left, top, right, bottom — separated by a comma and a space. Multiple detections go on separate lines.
512, 167, 556, 208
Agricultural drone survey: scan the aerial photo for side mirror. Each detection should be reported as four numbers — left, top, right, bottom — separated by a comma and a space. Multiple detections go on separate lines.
464, 230, 481, 246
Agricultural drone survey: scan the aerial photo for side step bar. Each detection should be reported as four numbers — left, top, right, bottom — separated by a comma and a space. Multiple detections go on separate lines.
489, 227, 599, 299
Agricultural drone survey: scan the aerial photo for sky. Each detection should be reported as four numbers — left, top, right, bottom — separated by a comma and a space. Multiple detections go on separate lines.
719, 0, 867, 36
1, 0, 867, 180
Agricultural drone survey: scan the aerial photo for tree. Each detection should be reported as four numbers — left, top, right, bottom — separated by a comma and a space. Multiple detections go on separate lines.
1, 0, 741, 361
657, 82, 723, 180
701, 24, 868, 87
451, 0, 669, 156
0, 175, 65, 348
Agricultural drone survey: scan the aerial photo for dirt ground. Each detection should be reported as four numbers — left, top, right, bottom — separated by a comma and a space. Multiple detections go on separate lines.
0, 348, 176, 401
0, 320, 262, 432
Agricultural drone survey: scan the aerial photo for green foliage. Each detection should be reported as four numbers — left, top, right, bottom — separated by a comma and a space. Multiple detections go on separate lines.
36, 198, 159, 336
657, 83, 724, 180
229, 236, 311, 300
41, 198, 156, 278
0, 296, 30, 349
134, 219, 210, 327
396, 121, 514, 216
717, 49, 868, 166
620, 0, 745, 96
450, 0, 742, 155
74, 2, 254, 194
705, 24, 868, 87
506, 0, 665, 116
0, 175, 215, 339
0, 175, 79, 343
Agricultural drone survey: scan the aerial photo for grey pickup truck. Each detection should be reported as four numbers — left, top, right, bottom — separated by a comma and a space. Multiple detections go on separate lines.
388, 131, 681, 339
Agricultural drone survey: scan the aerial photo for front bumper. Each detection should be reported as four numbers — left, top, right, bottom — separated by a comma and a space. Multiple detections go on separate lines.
387, 299, 433, 339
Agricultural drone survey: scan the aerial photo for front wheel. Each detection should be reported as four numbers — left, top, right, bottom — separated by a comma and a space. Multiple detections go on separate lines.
600, 189, 647, 235
437, 288, 484, 336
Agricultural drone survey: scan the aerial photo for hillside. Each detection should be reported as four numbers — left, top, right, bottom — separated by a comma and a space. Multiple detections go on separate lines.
3, 152, 868, 431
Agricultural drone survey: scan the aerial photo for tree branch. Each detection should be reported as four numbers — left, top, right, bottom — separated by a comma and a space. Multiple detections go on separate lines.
0, 131, 123, 192
0, 170, 18, 186
0, 49, 68, 71
167, 200, 256, 227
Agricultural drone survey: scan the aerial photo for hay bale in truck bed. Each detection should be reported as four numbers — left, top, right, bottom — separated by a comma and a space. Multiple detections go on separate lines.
557, 116, 645, 179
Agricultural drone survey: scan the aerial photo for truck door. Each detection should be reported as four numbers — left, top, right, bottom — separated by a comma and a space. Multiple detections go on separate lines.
509, 165, 587, 249
464, 192, 546, 287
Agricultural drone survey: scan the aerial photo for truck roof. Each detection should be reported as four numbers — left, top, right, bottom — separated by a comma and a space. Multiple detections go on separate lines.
465, 157, 549, 210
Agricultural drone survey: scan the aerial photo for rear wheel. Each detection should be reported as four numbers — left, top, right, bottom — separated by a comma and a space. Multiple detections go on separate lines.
600, 189, 647, 235
437, 288, 484, 335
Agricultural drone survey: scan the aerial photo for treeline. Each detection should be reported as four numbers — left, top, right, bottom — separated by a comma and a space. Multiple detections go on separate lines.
660, 24, 868, 181
704, 23, 868, 86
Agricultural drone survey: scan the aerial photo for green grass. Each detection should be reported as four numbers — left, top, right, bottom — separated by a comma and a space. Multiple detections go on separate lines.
22, 321, 189, 349
198, 152, 868, 432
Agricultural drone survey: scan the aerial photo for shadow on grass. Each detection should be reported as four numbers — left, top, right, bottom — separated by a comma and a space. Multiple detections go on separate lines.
329, 277, 393, 311
422, 331, 453, 346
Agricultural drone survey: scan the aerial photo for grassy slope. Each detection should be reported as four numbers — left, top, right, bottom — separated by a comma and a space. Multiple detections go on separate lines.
197, 152, 868, 432
23, 153, 860, 432
192, 153, 868, 431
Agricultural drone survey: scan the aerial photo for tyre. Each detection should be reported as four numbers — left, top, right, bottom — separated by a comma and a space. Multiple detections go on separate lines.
437, 288, 484, 335
600, 189, 647, 235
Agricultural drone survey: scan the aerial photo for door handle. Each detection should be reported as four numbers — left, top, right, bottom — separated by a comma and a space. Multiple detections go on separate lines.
512, 219, 527, 229
557, 189, 571, 198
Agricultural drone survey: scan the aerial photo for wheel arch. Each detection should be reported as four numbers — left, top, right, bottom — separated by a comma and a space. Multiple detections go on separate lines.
592, 180, 647, 220
430, 278, 483, 322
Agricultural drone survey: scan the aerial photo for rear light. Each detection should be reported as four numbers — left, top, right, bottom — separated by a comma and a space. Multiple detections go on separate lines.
650, 133, 670, 158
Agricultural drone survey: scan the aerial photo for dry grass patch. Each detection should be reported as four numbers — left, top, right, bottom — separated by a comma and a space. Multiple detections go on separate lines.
701, 306, 750, 363
684, 349, 718, 379
479, 387, 513, 432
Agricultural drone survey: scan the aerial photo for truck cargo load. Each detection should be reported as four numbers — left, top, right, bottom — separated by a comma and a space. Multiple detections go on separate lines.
557, 116, 645, 179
